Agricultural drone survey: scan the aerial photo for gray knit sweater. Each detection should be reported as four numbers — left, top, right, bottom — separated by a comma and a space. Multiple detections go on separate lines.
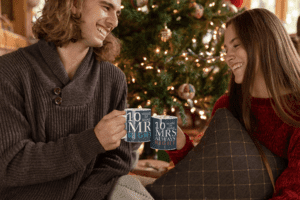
0, 39, 137, 199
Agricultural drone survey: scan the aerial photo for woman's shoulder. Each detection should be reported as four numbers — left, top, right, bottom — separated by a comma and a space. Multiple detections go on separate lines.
214, 93, 230, 109
211, 93, 230, 116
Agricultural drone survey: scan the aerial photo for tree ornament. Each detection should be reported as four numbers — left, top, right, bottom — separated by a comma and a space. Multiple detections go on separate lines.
228, 0, 243, 8
131, 0, 148, 8
189, 2, 204, 19
178, 83, 196, 100
223, 1, 238, 13
160, 23, 172, 42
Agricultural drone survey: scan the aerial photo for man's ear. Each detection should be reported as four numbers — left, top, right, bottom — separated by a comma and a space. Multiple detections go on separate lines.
71, 0, 80, 15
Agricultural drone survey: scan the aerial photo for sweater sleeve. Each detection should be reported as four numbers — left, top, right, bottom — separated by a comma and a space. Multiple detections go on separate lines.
271, 129, 300, 199
72, 70, 135, 198
165, 94, 230, 165
165, 133, 194, 165
0, 76, 105, 187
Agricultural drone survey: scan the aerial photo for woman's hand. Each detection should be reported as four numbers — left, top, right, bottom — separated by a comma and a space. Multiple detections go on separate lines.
176, 126, 186, 150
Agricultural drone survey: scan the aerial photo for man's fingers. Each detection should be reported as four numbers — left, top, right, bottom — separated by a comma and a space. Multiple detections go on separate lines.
103, 110, 126, 120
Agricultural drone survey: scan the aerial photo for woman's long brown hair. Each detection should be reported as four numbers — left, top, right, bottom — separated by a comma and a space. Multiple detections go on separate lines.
226, 8, 300, 132
32, 0, 121, 63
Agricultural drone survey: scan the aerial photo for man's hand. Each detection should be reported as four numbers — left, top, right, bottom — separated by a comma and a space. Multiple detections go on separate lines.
176, 126, 186, 150
94, 110, 126, 151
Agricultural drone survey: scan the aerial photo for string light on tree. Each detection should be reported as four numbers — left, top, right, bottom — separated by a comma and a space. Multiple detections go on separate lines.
171, 106, 175, 112
147, 100, 151, 105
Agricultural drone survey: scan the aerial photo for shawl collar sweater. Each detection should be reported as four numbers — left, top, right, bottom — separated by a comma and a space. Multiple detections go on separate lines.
166, 94, 300, 199
0, 39, 133, 199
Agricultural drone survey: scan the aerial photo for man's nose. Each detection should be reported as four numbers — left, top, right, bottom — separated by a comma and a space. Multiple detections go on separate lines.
106, 13, 118, 31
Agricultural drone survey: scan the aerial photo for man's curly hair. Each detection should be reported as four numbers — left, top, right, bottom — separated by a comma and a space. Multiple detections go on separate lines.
32, 0, 121, 63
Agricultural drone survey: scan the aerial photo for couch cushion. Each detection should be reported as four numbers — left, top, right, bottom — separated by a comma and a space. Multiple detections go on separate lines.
146, 108, 287, 200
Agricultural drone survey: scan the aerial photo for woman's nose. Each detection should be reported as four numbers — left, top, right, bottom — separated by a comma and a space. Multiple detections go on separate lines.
225, 52, 235, 64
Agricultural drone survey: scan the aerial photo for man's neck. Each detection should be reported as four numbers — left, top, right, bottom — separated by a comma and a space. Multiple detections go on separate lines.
56, 41, 89, 80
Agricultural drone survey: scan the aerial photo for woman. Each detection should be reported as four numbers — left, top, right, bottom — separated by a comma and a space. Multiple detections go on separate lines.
169, 8, 300, 199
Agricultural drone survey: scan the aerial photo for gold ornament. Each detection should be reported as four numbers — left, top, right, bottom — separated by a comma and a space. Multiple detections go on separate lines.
160, 23, 172, 42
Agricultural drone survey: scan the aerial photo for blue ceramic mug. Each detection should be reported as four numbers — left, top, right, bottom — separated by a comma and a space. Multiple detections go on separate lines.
150, 115, 177, 150
125, 108, 151, 142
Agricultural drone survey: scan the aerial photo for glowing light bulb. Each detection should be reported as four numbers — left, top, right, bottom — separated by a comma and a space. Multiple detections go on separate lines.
136, 96, 141, 100
200, 115, 207, 120
143, 57, 147, 61
132, 78, 135, 83
171, 107, 175, 112
192, 38, 197, 43
121, 5, 124, 9
191, 107, 196, 113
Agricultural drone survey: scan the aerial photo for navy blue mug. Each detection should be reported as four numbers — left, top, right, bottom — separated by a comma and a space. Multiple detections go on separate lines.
150, 115, 177, 150
125, 108, 151, 142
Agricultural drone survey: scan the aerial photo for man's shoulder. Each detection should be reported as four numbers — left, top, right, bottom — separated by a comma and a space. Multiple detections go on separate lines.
0, 42, 40, 82
0, 49, 24, 74
98, 61, 126, 79
0, 42, 39, 67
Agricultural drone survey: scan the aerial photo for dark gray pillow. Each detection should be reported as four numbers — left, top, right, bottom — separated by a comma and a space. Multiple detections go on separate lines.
146, 108, 287, 200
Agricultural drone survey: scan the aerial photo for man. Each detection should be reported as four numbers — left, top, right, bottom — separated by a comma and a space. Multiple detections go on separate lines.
0, 0, 149, 199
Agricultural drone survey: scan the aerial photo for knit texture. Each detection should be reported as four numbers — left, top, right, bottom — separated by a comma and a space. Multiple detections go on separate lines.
0, 39, 133, 199
166, 93, 300, 199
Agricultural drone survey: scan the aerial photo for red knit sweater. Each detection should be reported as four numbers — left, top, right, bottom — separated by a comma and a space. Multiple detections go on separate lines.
166, 94, 300, 199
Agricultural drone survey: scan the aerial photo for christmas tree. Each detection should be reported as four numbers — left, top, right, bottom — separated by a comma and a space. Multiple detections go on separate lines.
113, 0, 244, 130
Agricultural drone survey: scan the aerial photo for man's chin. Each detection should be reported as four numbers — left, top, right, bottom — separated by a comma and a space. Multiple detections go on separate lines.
92, 40, 103, 48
